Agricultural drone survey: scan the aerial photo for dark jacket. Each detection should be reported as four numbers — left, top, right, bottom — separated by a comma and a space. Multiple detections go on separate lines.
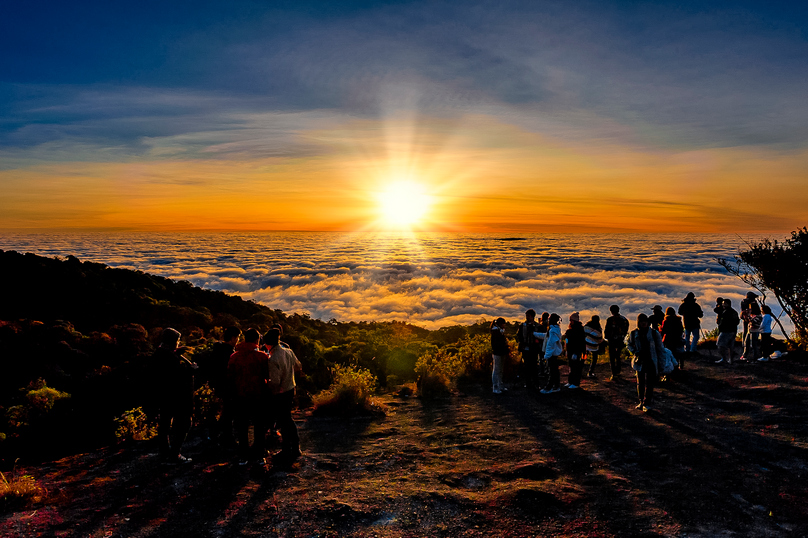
153, 345, 195, 409
659, 315, 684, 349
678, 298, 704, 330
206, 341, 235, 393
717, 307, 741, 334
516, 320, 541, 352
604, 314, 629, 344
564, 322, 587, 357
491, 326, 509, 356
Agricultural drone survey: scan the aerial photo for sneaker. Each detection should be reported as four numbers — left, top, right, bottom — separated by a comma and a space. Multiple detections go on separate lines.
757, 356, 769, 362
635, 402, 644, 409
492, 389, 502, 394
714, 359, 725, 364
550, 387, 561, 393
567, 384, 578, 390
562, 383, 570, 388
166, 454, 192, 465
539, 389, 551, 394
642, 405, 651, 413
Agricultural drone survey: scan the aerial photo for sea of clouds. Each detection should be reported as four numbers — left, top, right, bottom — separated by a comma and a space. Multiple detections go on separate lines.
0, 232, 775, 331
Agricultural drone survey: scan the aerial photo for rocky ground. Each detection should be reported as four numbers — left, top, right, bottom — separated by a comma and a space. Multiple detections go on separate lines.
3, 349, 808, 537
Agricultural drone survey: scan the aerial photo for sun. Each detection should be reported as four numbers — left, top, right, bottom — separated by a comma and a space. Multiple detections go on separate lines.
377, 181, 431, 228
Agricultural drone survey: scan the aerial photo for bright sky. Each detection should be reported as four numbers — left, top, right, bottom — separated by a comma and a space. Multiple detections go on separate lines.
2, 1, 807, 233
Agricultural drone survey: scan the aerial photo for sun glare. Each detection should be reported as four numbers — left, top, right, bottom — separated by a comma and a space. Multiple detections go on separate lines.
377, 181, 431, 228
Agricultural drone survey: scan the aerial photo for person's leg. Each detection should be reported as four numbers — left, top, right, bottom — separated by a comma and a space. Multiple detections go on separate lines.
636, 371, 645, 406
491, 354, 503, 392
587, 351, 599, 376
686, 329, 698, 353
760, 333, 771, 358
157, 403, 172, 456
233, 402, 250, 460
608, 343, 618, 376
568, 355, 582, 386
277, 390, 300, 457
169, 408, 192, 458
751, 333, 760, 359
551, 356, 561, 389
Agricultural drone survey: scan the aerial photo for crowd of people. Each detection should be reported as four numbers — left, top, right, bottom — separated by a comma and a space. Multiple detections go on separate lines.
494, 291, 777, 412
153, 324, 303, 466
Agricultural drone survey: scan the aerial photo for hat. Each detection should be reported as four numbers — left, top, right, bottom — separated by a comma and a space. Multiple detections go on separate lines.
652, 305, 663, 311
569, 312, 580, 322
685, 292, 696, 300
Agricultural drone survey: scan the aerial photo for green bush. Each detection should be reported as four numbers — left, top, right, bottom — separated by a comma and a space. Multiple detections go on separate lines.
313, 365, 384, 416
114, 407, 157, 443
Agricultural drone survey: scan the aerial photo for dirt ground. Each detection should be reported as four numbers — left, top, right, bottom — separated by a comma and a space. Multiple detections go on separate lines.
3, 348, 808, 537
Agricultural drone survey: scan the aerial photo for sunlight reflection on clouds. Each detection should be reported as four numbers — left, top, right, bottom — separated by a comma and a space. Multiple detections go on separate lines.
0, 233, 767, 330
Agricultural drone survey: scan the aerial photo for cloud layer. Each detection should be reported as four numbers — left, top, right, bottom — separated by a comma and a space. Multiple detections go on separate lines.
0, 232, 782, 331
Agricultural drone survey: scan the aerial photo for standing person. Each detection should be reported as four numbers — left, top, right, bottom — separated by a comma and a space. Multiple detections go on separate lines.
564, 312, 586, 389
154, 328, 198, 464
490, 318, 509, 394
659, 307, 685, 370
649, 305, 665, 331
516, 309, 541, 389
741, 292, 759, 345
540, 314, 563, 394
714, 299, 741, 365
536, 312, 550, 375
678, 292, 704, 357
627, 314, 664, 412
741, 302, 762, 361
757, 305, 775, 362
207, 327, 241, 446
227, 328, 270, 465
265, 328, 303, 464
584, 315, 604, 378
604, 305, 630, 381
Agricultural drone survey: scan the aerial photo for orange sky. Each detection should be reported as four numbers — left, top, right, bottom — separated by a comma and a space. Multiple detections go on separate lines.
2, 114, 806, 233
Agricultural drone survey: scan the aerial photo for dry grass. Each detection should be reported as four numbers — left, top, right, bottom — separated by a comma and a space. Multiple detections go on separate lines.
0, 469, 45, 510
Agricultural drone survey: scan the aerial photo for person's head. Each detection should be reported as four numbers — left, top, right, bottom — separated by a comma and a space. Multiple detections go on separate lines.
637, 313, 649, 329
665, 307, 676, 317
223, 326, 242, 344
716, 296, 723, 305
548, 313, 561, 326
270, 323, 284, 336
762, 304, 772, 315
243, 328, 260, 344
569, 312, 580, 325
590, 314, 600, 324
653, 305, 663, 313
161, 327, 181, 348
723, 299, 732, 308
610, 305, 620, 315
525, 309, 536, 320
685, 292, 696, 301
746, 291, 758, 300
264, 328, 281, 346
540, 311, 549, 322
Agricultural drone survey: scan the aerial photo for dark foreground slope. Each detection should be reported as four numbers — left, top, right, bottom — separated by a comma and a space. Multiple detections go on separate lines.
2, 354, 808, 537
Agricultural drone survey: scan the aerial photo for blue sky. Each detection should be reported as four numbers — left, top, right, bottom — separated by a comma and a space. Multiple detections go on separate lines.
1, 1, 807, 231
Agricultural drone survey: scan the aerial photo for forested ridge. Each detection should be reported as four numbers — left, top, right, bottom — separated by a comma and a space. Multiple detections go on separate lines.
0, 250, 493, 466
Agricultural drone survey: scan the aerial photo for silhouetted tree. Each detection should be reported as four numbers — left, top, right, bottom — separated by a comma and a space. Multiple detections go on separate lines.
719, 227, 808, 345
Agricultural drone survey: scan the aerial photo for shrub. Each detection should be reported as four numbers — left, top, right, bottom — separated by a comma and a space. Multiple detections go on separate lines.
114, 407, 156, 442
0, 468, 45, 510
313, 365, 385, 416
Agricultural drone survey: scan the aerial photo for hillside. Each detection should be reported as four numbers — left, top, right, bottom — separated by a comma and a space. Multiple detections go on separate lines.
3, 356, 808, 537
